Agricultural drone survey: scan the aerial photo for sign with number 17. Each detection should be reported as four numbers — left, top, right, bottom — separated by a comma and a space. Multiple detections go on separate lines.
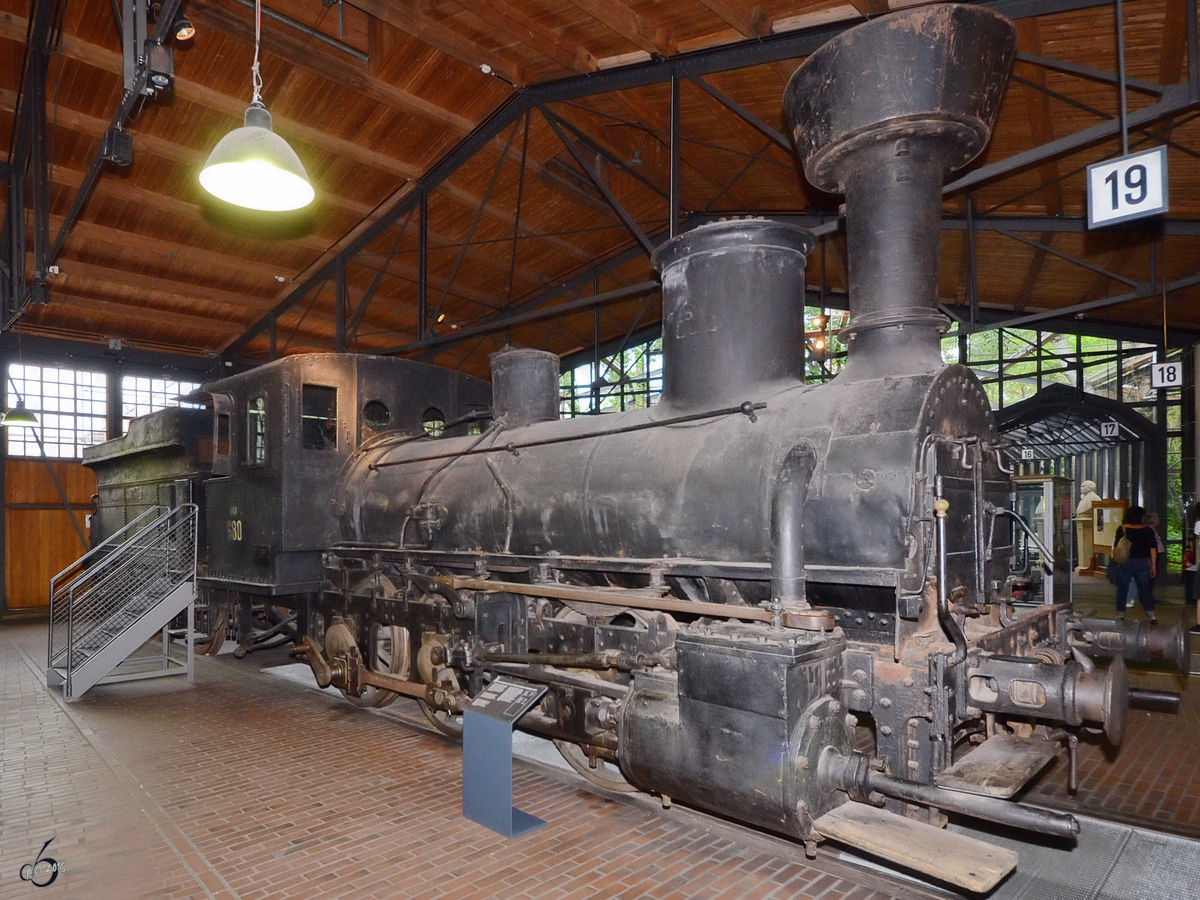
1087, 147, 1168, 228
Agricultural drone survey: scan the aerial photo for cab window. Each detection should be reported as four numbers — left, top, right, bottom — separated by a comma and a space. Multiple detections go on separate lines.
247, 395, 267, 465
302, 384, 338, 450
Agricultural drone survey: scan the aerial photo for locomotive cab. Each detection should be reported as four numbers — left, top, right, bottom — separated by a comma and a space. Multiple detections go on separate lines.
200, 353, 490, 597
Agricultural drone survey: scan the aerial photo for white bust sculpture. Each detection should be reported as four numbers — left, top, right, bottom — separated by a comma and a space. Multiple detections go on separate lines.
1075, 480, 1102, 572
1076, 480, 1101, 516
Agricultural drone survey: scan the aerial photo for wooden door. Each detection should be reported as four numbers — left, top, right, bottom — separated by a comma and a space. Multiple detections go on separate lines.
4, 459, 95, 609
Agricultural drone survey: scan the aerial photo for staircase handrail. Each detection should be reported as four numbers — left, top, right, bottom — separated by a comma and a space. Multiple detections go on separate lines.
49, 504, 169, 667
49, 504, 169, 595
49, 504, 198, 676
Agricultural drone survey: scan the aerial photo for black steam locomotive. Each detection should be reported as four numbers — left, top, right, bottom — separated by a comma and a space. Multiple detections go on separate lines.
84, 6, 1188, 892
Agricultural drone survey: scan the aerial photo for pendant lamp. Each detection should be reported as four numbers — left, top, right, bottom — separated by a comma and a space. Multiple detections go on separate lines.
1, 400, 38, 428
199, 0, 313, 211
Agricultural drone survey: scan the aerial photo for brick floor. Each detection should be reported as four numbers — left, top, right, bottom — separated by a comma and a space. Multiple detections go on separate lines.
3, 579, 1196, 900
0, 623, 903, 900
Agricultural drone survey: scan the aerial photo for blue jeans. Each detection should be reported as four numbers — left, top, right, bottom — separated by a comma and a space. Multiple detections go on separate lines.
1115, 558, 1155, 616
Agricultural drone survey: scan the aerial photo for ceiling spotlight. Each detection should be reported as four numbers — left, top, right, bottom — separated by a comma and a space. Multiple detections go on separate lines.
812, 316, 824, 328
174, 16, 195, 41
199, 0, 313, 211
1, 401, 38, 428
437, 313, 446, 323
814, 338, 826, 351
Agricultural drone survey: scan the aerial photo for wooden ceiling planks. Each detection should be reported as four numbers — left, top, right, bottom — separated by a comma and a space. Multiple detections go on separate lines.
1, 0, 1197, 364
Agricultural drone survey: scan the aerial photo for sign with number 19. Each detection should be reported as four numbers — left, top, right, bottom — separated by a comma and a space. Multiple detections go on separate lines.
1087, 147, 1168, 228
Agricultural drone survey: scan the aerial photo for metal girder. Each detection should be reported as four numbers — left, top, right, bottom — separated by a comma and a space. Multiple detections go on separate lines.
989, 225, 1139, 287
2, 0, 182, 331
374, 280, 659, 357
983, 271, 1200, 333
540, 105, 656, 257
688, 75, 792, 151
218, 0, 1118, 362
430, 119, 522, 326
3, 0, 59, 330
722, 213, 1200, 236
945, 83, 1199, 194
1014, 51, 1164, 95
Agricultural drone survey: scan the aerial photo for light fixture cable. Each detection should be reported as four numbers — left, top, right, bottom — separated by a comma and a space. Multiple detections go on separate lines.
251, 0, 263, 105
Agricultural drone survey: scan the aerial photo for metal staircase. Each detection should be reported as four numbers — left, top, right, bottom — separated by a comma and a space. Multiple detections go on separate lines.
46, 504, 199, 701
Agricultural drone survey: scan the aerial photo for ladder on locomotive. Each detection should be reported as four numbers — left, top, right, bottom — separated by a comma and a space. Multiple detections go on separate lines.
46, 504, 199, 700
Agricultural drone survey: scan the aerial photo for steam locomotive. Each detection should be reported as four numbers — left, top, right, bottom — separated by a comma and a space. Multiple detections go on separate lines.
84, 6, 1188, 892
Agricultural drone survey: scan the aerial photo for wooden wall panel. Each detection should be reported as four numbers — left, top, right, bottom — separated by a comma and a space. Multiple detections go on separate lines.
5, 509, 90, 609
4, 460, 95, 610
6, 459, 96, 506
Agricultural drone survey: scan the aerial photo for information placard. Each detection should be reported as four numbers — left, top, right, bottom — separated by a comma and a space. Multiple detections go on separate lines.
1087, 147, 1168, 229
467, 678, 546, 723
1100, 421, 1120, 439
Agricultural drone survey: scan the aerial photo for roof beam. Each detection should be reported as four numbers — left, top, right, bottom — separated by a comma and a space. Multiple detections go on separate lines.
348, 0, 524, 85
565, 0, 675, 57
188, 0, 474, 134
694, 0, 771, 38
451, 0, 599, 72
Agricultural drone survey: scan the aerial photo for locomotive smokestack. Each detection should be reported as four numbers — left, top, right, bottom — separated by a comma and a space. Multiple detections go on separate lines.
490, 347, 561, 426
652, 219, 814, 411
784, 4, 1017, 379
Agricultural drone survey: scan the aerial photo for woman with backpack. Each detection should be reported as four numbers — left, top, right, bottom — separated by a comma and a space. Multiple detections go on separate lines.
1112, 505, 1158, 623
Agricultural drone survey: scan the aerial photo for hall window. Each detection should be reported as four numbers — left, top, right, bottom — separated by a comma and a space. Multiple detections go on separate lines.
122, 375, 202, 433
6, 363, 108, 459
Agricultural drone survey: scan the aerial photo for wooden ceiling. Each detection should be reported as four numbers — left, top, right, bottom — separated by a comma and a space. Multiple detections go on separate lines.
2, 0, 1199, 379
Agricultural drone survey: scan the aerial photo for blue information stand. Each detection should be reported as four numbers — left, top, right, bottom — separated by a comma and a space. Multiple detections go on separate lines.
462, 678, 548, 837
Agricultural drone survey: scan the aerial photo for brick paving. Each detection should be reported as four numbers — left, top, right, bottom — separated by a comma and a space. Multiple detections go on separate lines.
3, 581, 1196, 900
0, 623, 901, 900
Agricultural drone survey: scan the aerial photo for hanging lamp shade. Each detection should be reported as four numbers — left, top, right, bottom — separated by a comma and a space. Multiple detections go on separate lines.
1, 400, 38, 428
199, 103, 314, 212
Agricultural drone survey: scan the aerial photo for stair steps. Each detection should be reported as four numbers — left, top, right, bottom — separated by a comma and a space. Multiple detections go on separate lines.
46, 505, 199, 701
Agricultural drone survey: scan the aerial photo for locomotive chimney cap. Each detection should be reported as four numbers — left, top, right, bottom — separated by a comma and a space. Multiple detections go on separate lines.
652, 218, 815, 273
784, 4, 1017, 193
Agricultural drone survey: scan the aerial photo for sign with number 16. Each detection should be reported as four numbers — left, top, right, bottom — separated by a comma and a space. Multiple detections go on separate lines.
1087, 147, 1168, 228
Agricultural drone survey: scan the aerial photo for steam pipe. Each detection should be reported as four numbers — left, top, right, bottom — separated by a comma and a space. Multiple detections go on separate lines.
935, 485, 967, 664
771, 443, 818, 608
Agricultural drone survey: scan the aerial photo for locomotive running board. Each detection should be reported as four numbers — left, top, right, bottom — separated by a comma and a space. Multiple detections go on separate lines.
814, 801, 1017, 893
933, 734, 1059, 798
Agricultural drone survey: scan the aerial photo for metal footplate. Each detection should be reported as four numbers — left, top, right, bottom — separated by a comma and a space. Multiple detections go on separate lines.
933, 734, 1059, 798
814, 801, 1018, 893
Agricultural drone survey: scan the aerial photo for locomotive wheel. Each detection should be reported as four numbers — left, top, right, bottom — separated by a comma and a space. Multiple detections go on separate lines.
327, 623, 410, 709
415, 631, 465, 737
196, 609, 228, 656
417, 667, 465, 737
553, 741, 637, 793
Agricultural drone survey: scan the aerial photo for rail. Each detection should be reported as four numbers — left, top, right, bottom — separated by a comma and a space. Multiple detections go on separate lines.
47, 504, 198, 696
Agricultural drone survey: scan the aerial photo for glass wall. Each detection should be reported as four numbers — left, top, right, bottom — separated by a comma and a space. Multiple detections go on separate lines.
6, 363, 109, 459
121, 375, 203, 433
560, 338, 663, 417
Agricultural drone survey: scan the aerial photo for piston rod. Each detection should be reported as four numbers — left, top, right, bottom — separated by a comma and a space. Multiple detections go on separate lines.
819, 749, 1079, 839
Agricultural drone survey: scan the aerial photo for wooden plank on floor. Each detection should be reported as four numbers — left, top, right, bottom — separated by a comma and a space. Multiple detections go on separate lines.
814, 800, 1018, 893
